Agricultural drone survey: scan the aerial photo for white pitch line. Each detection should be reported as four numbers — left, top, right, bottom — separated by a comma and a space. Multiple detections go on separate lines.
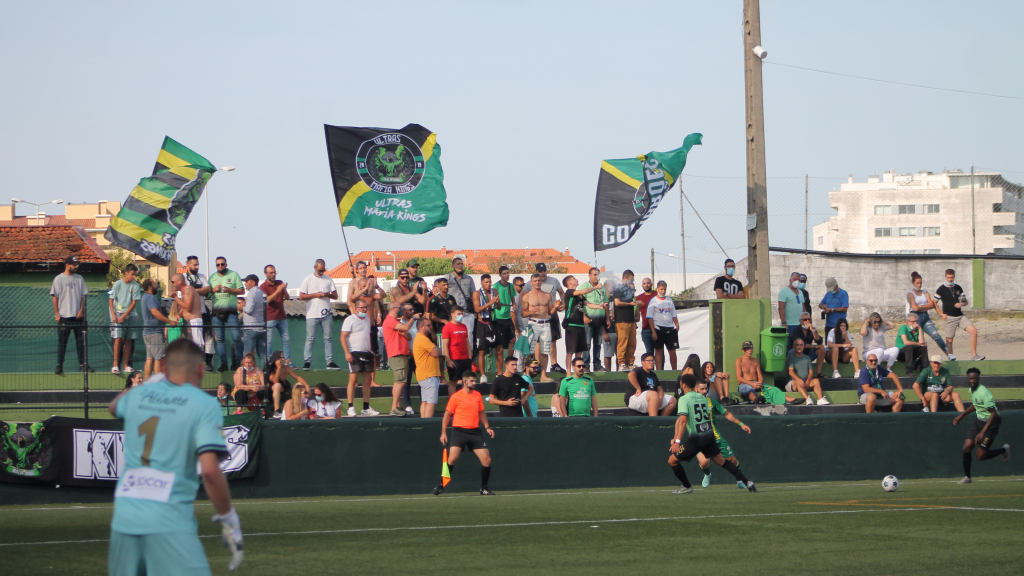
2, 506, 1022, 548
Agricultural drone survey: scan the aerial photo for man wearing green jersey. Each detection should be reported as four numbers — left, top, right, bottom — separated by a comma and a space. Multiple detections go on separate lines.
953, 367, 1010, 484
695, 381, 751, 489
556, 360, 598, 417
668, 373, 755, 495
107, 339, 243, 575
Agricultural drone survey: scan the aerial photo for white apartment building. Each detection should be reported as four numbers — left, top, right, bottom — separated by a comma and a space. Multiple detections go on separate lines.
813, 169, 1024, 255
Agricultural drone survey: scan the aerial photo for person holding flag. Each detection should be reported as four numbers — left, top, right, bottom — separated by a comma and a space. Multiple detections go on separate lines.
433, 371, 495, 496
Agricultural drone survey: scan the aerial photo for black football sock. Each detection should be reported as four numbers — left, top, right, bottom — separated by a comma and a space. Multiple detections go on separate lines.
721, 460, 749, 484
363, 402, 370, 411
671, 464, 691, 489
963, 452, 972, 477
979, 447, 1005, 461
481, 465, 491, 488
701, 464, 711, 476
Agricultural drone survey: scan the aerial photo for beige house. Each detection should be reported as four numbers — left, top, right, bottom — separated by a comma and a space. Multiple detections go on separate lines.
0, 200, 177, 292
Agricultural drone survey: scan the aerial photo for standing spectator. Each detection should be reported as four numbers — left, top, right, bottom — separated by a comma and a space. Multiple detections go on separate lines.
859, 312, 898, 370
346, 262, 386, 383
139, 279, 171, 380
170, 274, 204, 349
560, 275, 602, 373
734, 341, 762, 404
308, 383, 343, 419
232, 352, 266, 412
182, 255, 215, 369
267, 350, 307, 418
442, 305, 473, 398
713, 259, 745, 299
427, 278, 457, 386
490, 267, 520, 370
489, 357, 525, 417
798, 273, 812, 318
611, 270, 638, 371
556, 359, 598, 417
446, 257, 477, 349
412, 321, 443, 418
391, 268, 427, 316
914, 355, 964, 413
299, 259, 340, 371
341, 298, 378, 416
208, 256, 245, 371
636, 277, 656, 356
818, 277, 849, 337
906, 271, 951, 359
109, 263, 142, 374
520, 263, 566, 372
646, 280, 680, 370
895, 313, 928, 377
520, 274, 558, 382
826, 318, 861, 378
471, 274, 500, 382
602, 279, 618, 371
580, 267, 609, 372
520, 355, 540, 417
626, 353, 676, 416
936, 268, 984, 361
857, 353, 904, 413
383, 302, 417, 416
787, 312, 825, 378
260, 265, 291, 366
785, 339, 828, 405
777, 271, 804, 335
239, 274, 267, 367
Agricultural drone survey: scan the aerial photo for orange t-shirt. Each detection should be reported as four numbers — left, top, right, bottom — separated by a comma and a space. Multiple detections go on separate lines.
447, 388, 485, 429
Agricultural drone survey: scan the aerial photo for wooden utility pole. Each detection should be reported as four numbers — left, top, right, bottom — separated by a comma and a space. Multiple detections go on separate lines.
650, 248, 655, 284
743, 0, 770, 298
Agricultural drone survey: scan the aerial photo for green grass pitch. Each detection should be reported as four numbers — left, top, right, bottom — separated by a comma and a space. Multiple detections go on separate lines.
2, 476, 1021, 575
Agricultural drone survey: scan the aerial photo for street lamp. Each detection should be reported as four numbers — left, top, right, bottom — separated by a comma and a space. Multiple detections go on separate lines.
385, 251, 397, 278
204, 166, 236, 277
12, 198, 63, 224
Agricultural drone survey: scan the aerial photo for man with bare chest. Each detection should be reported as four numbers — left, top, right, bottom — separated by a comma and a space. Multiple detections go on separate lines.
171, 274, 204, 349
733, 340, 763, 404
520, 274, 558, 382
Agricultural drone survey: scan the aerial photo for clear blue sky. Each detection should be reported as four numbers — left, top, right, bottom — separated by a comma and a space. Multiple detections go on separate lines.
2, 1, 1021, 281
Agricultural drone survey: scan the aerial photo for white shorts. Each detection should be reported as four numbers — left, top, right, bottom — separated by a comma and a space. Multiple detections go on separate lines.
627, 391, 671, 413
418, 376, 440, 404
528, 321, 552, 355
859, 393, 891, 406
188, 318, 204, 348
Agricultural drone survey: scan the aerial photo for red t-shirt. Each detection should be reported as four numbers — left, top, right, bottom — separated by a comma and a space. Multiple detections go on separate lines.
448, 388, 484, 429
636, 292, 656, 327
441, 322, 470, 360
382, 315, 410, 357
259, 280, 287, 321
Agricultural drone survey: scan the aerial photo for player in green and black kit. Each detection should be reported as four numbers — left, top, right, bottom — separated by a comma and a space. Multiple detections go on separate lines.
953, 367, 1010, 484
668, 374, 756, 495
695, 381, 751, 489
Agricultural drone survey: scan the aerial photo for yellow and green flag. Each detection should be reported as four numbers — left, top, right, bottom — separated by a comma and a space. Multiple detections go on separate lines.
105, 137, 216, 266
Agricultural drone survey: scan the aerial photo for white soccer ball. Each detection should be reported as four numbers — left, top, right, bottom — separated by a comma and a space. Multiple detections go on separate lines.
882, 475, 899, 492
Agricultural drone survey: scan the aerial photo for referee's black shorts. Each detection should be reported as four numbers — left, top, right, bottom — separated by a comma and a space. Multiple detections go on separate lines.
676, 432, 719, 462
450, 427, 488, 451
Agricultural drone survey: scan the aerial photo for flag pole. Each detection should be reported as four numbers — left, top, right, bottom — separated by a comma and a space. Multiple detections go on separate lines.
340, 226, 357, 278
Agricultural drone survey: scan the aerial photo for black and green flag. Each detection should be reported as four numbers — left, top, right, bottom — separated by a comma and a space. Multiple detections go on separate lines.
593, 133, 702, 251
105, 137, 216, 266
324, 123, 449, 234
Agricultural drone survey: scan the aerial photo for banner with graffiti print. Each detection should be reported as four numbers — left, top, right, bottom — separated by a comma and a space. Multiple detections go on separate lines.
1, 421, 56, 483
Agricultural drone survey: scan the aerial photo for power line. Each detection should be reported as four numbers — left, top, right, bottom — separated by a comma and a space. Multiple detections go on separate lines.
765, 61, 1024, 101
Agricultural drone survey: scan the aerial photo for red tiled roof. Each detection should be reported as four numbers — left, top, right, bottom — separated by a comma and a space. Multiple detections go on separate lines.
327, 248, 597, 278
0, 225, 111, 264
0, 215, 101, 228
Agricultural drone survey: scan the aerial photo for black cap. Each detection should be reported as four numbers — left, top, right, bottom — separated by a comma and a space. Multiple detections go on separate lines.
741, 340, 754, 349
65, 255, 79, 265
243, 274, 259, 284
535, 262, 547, 272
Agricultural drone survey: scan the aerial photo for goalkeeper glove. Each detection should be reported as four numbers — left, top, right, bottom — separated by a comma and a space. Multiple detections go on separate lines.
211, 507, 244, 571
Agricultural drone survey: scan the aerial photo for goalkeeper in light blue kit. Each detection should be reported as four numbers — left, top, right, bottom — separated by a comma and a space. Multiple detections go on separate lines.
107, 339, 244, 576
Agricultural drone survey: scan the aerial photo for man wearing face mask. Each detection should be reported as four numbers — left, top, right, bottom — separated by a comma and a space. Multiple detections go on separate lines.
818, 277, 849, 339
341, 298, 378, 417
798, 273, 812, 319
777, 271, 804, 335
442, 305, 473, 398
713, 259, 745, 299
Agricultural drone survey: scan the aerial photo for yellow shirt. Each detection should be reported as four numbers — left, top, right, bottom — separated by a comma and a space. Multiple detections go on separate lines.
413, 333, 441, 382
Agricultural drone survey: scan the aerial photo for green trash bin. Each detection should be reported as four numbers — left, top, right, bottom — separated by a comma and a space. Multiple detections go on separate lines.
760, 327, 789, 373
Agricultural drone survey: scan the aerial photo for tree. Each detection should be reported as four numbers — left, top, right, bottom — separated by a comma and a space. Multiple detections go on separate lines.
483, 252, 565, 274
398, 257, 452, 277
106, 248, 162, 293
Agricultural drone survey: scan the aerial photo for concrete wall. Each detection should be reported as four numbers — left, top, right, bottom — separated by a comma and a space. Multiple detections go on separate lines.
690, 252, 1024, 324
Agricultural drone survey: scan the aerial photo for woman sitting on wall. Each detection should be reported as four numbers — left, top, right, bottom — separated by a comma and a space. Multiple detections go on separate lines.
232, 352, 266, 412
701, 361, 732, 405
282, 383, 310, 420
308, 383, 343, 419
267, 350, 308, 419
826, 318, 860, 378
